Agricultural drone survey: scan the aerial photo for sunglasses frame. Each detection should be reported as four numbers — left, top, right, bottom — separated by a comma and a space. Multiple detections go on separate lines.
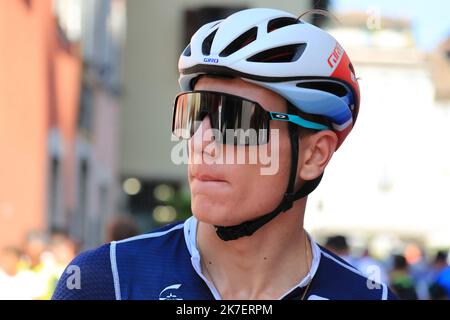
172, 90, 330, 145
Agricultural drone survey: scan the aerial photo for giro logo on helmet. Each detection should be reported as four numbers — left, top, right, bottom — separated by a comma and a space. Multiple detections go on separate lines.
327, 42, 343, 68
203, 57, 219, 63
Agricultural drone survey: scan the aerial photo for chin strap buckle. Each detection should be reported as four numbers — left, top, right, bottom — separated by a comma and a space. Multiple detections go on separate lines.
215, 222, 254, 241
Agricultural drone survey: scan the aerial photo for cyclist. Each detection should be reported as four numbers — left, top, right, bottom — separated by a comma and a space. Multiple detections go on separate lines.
53, 8, 396, 300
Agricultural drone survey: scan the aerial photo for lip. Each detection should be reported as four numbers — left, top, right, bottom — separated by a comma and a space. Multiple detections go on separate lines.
190, 169, 228, 183
192, 173, 227, 183
189, 169, 229, 194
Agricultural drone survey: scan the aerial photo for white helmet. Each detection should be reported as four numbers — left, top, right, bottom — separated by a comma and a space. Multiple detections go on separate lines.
178, 8, 361, 241
179, 8, 360, 148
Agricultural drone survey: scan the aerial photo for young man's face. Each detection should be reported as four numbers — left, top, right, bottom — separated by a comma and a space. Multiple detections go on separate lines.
188, 76, 293, 227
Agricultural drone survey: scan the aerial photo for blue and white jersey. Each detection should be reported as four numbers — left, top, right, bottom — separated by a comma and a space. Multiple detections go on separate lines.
53, 217, 396, 300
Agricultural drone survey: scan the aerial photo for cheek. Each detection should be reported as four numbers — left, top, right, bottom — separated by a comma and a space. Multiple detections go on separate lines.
189, 135, 292, 225
242, 140, 291, 214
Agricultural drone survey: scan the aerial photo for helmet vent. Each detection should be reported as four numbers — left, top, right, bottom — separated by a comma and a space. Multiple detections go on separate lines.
182, 44, 191, 57
267, 17, 299, 33
296, 81, 348, 97
210, 21, 222, 29
219, 27, 258, 57
202, 29, 218, 56
349, 62, 356, 76
247, 44, 306, 63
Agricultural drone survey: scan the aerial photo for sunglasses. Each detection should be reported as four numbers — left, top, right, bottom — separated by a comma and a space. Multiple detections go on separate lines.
172, 91, 330, 146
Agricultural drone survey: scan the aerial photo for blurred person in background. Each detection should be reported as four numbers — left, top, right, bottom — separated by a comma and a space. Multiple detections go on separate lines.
324, 235, 357, 266
0, 247, 34, 299
408, 245, 433, 300
49, 231, 78, 269
355, 248, 389, 287
0, 247, 22, 277
389, 254, 418, 300
429, 250, 450, 299
20, 231, 56, 299
431, 250, 448, 272
43, 230, 78, 300
105, 215, 139, 242
22, 231, 48, 272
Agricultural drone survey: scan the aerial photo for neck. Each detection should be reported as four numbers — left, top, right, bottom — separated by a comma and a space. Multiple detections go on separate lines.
197, 198, 312, 300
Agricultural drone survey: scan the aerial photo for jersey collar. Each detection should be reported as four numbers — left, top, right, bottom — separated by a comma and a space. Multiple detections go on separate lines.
183, 216, 322, 300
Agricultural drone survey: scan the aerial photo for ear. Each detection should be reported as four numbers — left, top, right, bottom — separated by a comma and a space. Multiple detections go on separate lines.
298, 131, 338, 181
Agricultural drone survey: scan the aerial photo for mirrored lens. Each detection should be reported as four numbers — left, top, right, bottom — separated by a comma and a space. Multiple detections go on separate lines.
172, 91, 270, 145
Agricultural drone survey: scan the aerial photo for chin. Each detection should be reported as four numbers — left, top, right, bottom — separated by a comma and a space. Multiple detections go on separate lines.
191, 198, 239, 226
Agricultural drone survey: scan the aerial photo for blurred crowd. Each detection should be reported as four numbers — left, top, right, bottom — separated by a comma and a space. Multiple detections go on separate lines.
0, 229, 78, 300
325, 235, 450, 300
0, 216, 139, 300
1, 223, 449, 300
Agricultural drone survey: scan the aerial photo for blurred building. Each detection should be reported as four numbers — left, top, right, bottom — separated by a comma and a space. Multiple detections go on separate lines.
0, 0, 126, 250
304, 12, 450, 255
0, 0, 80, 250
120, 0, 316, 230
56, 0, 126, 248
49, 0, 126, 248
430, 37, 450, 101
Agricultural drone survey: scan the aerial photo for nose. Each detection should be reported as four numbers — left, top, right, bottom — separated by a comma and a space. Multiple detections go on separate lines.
189, 115, 217, 159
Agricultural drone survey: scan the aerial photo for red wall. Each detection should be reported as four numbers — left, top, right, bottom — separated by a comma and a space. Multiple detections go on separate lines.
0, 0, 80, 249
